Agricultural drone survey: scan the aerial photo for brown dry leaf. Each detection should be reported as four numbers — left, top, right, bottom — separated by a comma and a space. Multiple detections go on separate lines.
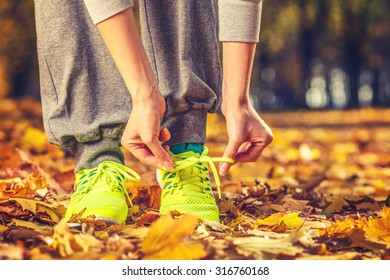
282, 197, 308, 211
349, 229, 388, 250
141, 214, 206, 260
229, 233, 303, 259
364, 206, 390, 245
137, 212, 161, 227
50, 219, 102, 258
9, 218, 52, 235
0, 173, 46, 199
134, 185, 162, 209
325, 197, 347, 213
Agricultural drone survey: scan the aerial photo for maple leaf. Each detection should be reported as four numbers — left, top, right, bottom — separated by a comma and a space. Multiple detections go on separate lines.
141, 214, 206, 260
364, 206, 390, 245
0, 173, 46, 199
319, 218, 366, 238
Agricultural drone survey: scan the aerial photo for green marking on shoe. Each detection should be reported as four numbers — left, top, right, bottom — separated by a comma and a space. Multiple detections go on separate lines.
65, 161, 140, 224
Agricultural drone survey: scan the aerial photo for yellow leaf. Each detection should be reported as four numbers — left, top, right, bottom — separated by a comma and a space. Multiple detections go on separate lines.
0, 224, 8, 233
364, 206, 390, 245
142, 214, 206, 260
256, 212, 284, 227
280, 213, 303, 229
256, 212, 303, 229
20, 127, 48, 153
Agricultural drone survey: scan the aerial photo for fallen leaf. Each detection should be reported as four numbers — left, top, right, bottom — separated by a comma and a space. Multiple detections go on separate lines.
364, 206, 390, 245
257, 212, 284, 227
121, 225, 150, 239
19, 127, 48, 153
141, 214, 206, 260
229, 233, 303, 259
0, 224, 8, 233
136, 212, 160, 227
256, 212, 303, 229
9, 219, 52, 235
280, 213, 303, 229
319, 218, 366, 238
0, 243, 24, 260
50, 219, 102, 258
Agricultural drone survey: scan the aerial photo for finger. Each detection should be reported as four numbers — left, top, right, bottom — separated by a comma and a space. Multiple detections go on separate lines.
145, 136, 174, 171
219, 140, 241, 176
235, 144, 266, 163
123, 142, 160, 168
163, 145, 170, 152
159, 127, 171, 142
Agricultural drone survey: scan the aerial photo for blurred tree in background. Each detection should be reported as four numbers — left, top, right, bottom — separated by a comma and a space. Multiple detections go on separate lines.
253, 0, 390, 110
1, 0, 389, 110
0, 0, 37, 99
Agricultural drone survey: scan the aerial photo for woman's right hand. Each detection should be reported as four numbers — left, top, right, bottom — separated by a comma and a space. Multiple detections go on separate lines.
121, 85, 174, 171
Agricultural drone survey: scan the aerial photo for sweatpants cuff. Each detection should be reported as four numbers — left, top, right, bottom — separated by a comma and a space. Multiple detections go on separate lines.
163, 109, 208, 146
73, 136, 124, 173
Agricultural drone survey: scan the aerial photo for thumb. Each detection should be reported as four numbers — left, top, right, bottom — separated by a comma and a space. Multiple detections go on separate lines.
219, 140, 240, 176
147, 137, 174, 171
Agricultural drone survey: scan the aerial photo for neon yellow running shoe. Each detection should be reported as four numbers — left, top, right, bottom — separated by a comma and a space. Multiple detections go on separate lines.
157, 146, 234, 222
64, 161, 140, 224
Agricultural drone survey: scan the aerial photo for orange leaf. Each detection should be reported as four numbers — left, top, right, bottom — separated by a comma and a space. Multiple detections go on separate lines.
364, 206, 390, 245
141, 214, 206, 260
137, 212, 161, 227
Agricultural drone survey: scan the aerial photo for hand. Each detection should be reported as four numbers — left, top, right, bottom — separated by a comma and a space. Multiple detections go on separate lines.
121, 86, 174, 171
219, 103, 273, 176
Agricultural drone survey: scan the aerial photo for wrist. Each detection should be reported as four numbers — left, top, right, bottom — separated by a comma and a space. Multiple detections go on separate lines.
131, 81, 158, 100
221, 97, 251, 116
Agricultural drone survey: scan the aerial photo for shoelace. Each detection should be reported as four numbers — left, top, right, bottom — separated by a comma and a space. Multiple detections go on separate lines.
73, 161, 140, 205
168, 148, 234, 199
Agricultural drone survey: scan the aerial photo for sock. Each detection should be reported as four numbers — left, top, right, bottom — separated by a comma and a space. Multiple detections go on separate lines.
170, 143, 204, 155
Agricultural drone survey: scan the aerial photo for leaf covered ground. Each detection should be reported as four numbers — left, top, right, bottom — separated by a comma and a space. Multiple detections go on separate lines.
0, 99, 389, 260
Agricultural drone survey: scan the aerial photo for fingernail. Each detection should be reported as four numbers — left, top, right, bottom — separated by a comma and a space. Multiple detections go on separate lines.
163, 161, 174, 171
219, 163, 227, 176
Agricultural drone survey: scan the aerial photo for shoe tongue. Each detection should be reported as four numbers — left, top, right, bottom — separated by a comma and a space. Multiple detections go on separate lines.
170, 143, 204, 155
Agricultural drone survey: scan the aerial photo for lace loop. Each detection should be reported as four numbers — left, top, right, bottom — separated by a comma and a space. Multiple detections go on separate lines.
74, 161, 140, 206
169, 147, 234, 199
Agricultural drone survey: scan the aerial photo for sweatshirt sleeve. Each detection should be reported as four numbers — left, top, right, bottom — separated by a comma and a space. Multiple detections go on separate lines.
83, 0, 134, 24
218, 0, 263, 43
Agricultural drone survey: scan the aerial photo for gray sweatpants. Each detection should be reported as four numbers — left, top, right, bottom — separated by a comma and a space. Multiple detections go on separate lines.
34, 0, 262, 172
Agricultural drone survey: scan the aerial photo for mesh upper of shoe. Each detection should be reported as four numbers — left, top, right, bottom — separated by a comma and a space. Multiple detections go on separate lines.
158, 147, 234, 221
65, 161, 140, 224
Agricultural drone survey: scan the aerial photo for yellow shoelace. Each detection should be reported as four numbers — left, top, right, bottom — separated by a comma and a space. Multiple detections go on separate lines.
74, 161, 140, 205
166, 147, 234, 199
